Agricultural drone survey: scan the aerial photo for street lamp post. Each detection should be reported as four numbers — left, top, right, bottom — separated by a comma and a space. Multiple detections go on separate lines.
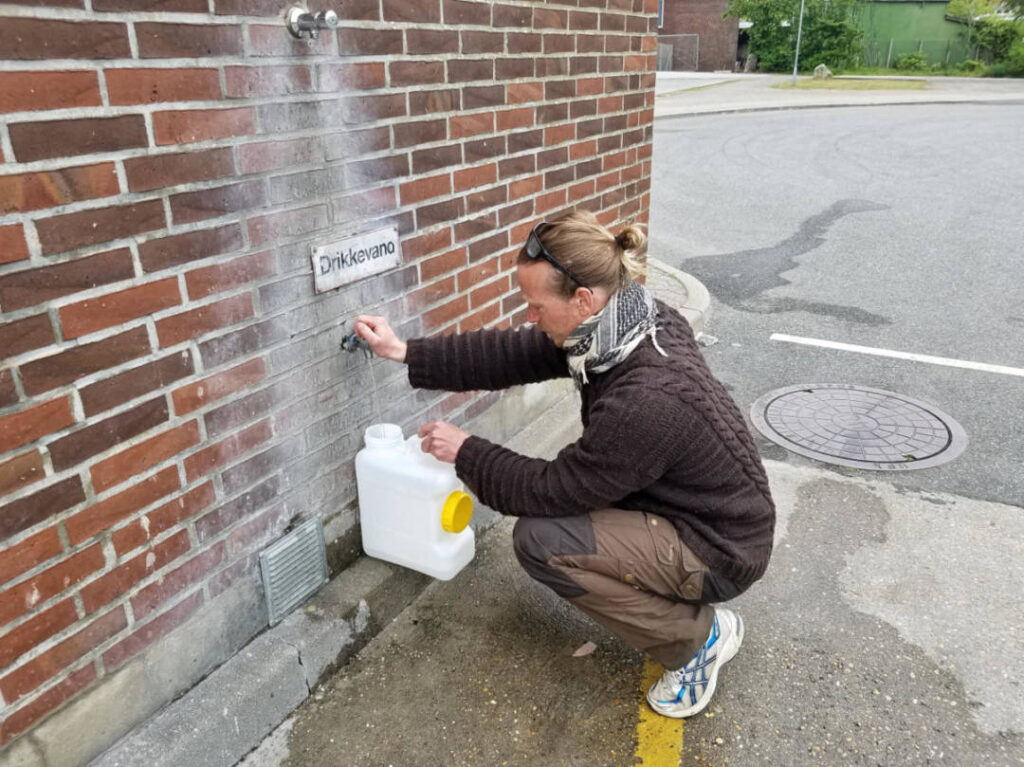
791, 0, 807, 85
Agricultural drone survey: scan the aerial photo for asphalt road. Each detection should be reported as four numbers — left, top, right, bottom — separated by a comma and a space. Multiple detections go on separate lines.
650, 103, 1024, 508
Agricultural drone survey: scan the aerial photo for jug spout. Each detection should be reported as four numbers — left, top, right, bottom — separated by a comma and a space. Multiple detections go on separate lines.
363, 423, 403, 449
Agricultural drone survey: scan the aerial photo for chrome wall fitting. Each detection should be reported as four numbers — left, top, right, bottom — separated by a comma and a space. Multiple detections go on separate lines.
285, 6, 338, 39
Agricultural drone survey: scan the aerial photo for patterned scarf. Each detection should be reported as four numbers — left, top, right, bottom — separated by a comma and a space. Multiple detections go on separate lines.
564, 280, 667, 387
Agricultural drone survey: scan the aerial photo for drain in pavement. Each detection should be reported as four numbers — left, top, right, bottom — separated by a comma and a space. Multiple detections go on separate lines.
750, 384, 967, 471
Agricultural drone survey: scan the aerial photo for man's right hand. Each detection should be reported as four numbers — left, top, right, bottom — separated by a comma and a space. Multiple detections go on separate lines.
354, 315, 407, 363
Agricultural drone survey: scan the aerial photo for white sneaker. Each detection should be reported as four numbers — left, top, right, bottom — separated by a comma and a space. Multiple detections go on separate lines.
646, 607, 744, 718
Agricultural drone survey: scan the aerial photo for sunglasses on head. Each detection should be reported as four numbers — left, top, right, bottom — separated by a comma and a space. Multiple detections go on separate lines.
523, 222, 587, 288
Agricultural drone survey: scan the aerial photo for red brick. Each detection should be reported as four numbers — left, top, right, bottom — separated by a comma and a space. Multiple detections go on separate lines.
89, 420, 199, 494
80, 529, 190, 613
0, 163, 119, 216
36, 200, 165, 256
389, 61, 445, 87
0, 397, 73, 454
214, 0, 280, 14
9, 115, 146, 163
58, 278, 181, 339
405, 276, 455, 312
172, 358, 264, 417
0, 71, 100, 114
444, 0, 490, 24
0, 606, 125, 704
238, 138, 323, 175
80, 351, 194, 417
495, 108, 533, 132
450, 112, 493, 139
406, 28, 458, 54
536, 189, 568, 213
316, 63, 386, 92
112, 481, 214, 556
96, 0, 206, 10
225, 65, 313, 98
459, 301, 501, 332
153, 107, 254, 146
169, 180, 266, 226
409, 88, 460, 116
448, 59, 494, 83
0, 313, 55, 359
0, 544, 104, 627
0, 526, 60, 588
423, 295, 468, 330
509, 174, 544, 200
0, 478, 85, 540
0, 247, 129, 312
545, 124, 576, 146
393, 118, 446, 149
226, 503, 288, 556
66, 466, 179, 546
420, 247, 467, 281
507, 82, 543, 104
0, 664, 95, 748
139, 224, 244, 273
0, 224, 30, 265
0, 599, 77, 668
0, 18, 129, 60
130, 543, 224, 620
125, 148, 235, 193
48, 398, 168, 472
102, 590, 203, 670
184, 414, 271, 480
156, 293, 254, 348
248, 205, 329, 247
136, 22, 242, 58
399, 174, 451, 206
569, 179, 596, 202
106, 68, 220, 106
383, 0, 440, 22
185, 251, 274, 300
0, 448, 44, 499
20, 326, 150, 397
456, 257, 501, 291
403, 228, 452, 262
533, 7, 567, 28
451, 164, 495, 193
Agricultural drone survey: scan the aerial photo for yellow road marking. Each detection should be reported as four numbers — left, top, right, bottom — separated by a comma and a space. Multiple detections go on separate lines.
634, 659, 684, 766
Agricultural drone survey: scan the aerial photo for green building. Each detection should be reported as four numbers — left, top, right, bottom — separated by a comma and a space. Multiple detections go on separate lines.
857, 0, 974, 66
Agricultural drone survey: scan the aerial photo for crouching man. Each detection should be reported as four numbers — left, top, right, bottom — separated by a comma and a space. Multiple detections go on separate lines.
355, 210, 775, 717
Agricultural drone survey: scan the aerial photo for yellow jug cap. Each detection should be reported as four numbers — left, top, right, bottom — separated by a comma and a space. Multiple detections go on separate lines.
441, 491, 473, 534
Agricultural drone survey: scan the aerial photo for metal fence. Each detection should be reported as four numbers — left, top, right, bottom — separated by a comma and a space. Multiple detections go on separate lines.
862, 37, 976, 68
657, 34, 700, 71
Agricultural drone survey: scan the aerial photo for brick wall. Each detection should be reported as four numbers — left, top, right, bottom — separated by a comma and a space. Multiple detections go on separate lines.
0, 0, 655, 754
660, 0, 738, 71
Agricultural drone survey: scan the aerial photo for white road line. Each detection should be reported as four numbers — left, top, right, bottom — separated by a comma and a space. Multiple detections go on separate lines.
769, 333, 1024, 378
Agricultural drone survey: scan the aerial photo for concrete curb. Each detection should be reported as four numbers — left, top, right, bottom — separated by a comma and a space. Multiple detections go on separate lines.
647, 256, 712, 338
654, 97, 1024, 121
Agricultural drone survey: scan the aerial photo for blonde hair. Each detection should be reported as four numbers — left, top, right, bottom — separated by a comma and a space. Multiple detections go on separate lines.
518, 210, 647, 297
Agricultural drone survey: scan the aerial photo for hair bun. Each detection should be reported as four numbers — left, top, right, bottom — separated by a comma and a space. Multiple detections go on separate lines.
616, 225, 646, 253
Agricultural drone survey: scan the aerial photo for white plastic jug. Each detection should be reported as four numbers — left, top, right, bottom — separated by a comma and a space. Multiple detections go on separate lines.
355, 423, 475, 581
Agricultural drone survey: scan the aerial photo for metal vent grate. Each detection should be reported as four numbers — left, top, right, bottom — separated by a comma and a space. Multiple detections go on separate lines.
259, 517, 329, 626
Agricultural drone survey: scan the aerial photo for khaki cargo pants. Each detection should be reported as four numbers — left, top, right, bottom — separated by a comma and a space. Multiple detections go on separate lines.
513, 509, 736, 670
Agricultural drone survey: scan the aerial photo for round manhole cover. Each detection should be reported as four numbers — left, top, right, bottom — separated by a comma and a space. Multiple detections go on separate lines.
750, 384, 967, 471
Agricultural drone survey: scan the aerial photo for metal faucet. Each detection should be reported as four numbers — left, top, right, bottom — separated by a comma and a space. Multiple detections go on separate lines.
285, 7, 339, 39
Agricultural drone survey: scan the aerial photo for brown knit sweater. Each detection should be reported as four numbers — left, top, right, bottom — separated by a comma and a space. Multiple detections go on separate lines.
405, 301, 775, 586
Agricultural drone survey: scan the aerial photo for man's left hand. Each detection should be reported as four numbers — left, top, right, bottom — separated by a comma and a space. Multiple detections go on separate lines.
418, 421, 469, 464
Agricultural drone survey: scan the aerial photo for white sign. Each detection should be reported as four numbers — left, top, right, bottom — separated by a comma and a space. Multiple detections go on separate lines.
311, 226, 402, 293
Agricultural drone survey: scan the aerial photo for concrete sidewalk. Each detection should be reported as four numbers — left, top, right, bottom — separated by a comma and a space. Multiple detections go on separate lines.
654, 72, 1024, 118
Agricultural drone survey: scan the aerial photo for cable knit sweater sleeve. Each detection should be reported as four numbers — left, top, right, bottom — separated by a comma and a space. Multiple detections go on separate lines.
406, 326, 568, 392
454, 386, 686, 517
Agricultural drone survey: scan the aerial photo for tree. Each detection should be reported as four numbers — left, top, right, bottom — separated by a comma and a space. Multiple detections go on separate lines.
947, 0, 1001, 52
726, 0, 865, 72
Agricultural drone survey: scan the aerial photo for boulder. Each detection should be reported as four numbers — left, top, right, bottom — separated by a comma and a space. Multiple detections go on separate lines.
813, 63, 833, 79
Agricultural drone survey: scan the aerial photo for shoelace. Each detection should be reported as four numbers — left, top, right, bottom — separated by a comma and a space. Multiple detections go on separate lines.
668, 616, 721, 704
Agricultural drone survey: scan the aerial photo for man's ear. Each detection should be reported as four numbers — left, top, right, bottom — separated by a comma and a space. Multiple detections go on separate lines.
573, 286, 595, 317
